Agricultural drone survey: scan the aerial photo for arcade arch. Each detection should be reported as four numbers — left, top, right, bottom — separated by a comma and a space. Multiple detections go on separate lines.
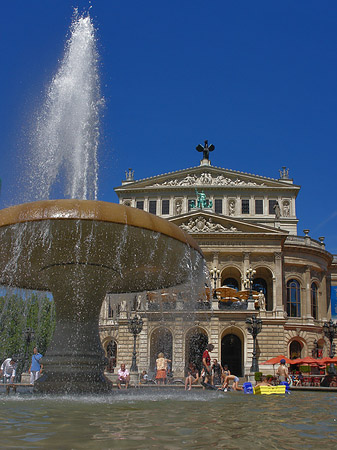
253, 266, 274, 311
103, 338, 117, 373
185, 327, 208, 372
221, 267, 242, 290
221, 327, 244, 377
150, 327, 173, 371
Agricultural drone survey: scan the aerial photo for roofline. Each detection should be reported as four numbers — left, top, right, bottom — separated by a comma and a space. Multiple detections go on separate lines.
114, 164, 300, 191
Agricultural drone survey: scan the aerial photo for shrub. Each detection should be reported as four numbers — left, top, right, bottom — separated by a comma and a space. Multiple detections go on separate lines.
254, 372, 263, 381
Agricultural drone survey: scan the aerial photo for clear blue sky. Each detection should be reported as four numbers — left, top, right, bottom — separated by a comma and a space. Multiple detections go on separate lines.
0, 1, 336, 253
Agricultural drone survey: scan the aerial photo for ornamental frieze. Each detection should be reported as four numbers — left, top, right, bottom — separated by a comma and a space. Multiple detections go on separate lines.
179, 216, 238, 233
151, 172, 264, 187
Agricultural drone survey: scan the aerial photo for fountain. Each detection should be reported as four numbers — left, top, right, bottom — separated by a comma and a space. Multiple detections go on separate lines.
0, 12, 206, 394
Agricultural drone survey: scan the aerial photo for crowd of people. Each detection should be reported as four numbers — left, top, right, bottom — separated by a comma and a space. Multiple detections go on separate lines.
0, 347, 43, 385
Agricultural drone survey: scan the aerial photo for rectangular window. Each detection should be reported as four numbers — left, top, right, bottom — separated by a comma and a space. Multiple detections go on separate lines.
136, 200, 144, 210
269, 200, 277, 214
149, 200, 157, 215
241, 199, 250, 214
255, 199, 263, 214
188, 199, 195, 211
162, 199, 169, 215
214, 199, 223, 214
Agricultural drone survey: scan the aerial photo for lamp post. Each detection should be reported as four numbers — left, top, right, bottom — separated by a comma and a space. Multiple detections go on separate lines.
128, 315, 143, 372
246, 315, 262, 373
323, 319, 337, 374
16, 327, 35, 382
245, 268, 256, 310
210, 268, 220, 299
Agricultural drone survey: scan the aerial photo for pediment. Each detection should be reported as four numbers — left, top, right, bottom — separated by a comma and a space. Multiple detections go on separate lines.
115, 165, 298, 192
170, 211, 287, 236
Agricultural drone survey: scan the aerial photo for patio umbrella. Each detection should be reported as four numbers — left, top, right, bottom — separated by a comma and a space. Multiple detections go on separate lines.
291, 356, 320, 365
236, 290, 259, 301
261, 355, 292, 365
215, 286, 238, 300
320, 357, 337, 364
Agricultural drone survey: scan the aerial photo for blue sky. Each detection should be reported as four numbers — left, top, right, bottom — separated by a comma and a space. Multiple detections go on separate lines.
0, 1, 336, 253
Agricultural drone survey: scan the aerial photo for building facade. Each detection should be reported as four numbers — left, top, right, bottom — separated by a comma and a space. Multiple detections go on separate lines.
99, 150, 337, 378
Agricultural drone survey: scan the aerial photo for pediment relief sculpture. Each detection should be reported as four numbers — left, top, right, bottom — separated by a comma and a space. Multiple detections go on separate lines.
179, 216, 238, 233
151, 172, 264, 187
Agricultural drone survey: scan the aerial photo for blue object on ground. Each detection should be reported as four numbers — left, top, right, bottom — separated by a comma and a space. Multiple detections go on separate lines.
243, 382, 253, 394
280, 381, 290, 393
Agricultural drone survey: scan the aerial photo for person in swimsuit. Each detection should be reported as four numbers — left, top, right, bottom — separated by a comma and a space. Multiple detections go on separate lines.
219, 374, 243, 391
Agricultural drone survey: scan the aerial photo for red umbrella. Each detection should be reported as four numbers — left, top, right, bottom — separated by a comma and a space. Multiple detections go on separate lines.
320, 357, 337, 364
261, 355, 292, 365
291, 356, 320, 365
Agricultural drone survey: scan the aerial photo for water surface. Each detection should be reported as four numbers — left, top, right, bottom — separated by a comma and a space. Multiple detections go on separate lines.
0, 389, 336, 449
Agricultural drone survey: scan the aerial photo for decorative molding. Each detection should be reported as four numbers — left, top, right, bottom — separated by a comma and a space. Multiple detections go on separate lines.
151, 172, 264, 187
179, 216, 238, 233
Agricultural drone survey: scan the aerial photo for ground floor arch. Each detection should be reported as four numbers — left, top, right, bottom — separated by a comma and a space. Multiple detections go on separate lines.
185, 327, 208, 372
221, 331, 243, 377
289, 339, 303, 359
150, 327, 173, 371
104, 339, 117, 373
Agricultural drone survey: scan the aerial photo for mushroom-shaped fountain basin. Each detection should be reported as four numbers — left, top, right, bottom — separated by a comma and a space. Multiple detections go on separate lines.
0, 200, 205, 393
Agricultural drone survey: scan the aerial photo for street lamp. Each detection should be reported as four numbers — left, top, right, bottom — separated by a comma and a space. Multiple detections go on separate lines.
323, 319, 337, 374
128, 315, 143, 372
210, 268, 220, 299
246, 315, 262, 373
245, 268, 256, 310
15, 327, 35, 382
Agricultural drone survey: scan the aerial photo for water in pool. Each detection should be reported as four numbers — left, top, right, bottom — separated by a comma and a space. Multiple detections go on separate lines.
0, 389, 336, 449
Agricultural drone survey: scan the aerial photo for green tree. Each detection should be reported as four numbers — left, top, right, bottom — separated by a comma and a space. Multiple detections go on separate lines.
0, 292, 55, 370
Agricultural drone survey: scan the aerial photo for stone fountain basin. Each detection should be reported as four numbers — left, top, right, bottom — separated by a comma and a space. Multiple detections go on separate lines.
0, 200, 204, 393
0, 199, 204, 293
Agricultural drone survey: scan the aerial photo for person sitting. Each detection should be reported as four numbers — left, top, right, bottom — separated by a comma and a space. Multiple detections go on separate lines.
255, 376, 272, 387
117, 363, 130, 389
0, 356, 16, 384
185, 363, 199, 390
320, 374, 333, 387
211, 359, 223, 386
140, 370, 148, 384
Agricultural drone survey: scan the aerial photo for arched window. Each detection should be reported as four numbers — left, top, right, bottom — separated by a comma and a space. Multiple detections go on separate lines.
253, 278, 270, 310
311, 283, 318, 320
289, 340, 302, 359
222, 278, 239, 290
286, 279, 301, 317
106, 340, 117, 373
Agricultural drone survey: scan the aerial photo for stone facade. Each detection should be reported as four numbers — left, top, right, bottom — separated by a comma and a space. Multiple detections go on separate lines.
99, 157, 337, 379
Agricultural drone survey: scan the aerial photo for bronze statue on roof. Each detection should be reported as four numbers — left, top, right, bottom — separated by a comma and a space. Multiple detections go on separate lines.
196, 140, 215, 160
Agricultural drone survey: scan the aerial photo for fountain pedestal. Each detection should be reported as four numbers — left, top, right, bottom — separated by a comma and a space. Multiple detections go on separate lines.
34, 265, 113, 394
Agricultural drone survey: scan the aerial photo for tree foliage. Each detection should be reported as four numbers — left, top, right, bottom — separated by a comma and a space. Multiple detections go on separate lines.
0, 292, 55, 368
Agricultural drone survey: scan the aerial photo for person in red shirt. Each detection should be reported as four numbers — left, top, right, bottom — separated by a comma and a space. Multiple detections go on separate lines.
202, 344, 214, 388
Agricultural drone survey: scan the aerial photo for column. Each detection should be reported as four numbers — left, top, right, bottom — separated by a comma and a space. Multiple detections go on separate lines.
242, 252, 250, 289
274, 252, 284, 315
303, 266, 311, 319
172, 318, 184, 377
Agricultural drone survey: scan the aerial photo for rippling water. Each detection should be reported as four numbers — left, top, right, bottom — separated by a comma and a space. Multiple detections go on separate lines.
0, 389, 336, 449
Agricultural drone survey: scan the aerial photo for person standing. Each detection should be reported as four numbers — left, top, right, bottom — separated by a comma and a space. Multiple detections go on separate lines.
29, 347, 43, 384
276, 359, 289, 383
211, 359, 223, 386
155, 352, 171, 385
0, 357, 17, 383
202, 343, 214, 387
